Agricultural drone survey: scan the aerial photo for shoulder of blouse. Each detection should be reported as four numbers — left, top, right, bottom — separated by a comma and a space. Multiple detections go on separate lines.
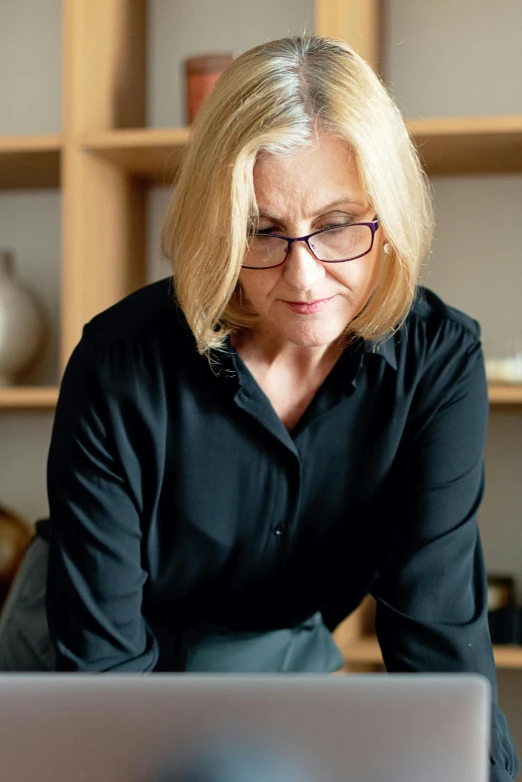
368, 286, 483, 379
407, 286, 481, 342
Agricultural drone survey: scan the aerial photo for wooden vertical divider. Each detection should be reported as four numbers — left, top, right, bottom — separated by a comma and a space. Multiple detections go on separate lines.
61, 0, 148, 366
315, 0, 382, 72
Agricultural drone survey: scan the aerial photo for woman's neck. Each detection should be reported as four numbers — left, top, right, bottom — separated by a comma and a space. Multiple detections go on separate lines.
230, 327, 342, 379
230, 329, 345, 431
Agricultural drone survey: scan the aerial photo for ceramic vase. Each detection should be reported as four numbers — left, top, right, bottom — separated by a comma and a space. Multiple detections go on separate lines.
0, 249, 45, 386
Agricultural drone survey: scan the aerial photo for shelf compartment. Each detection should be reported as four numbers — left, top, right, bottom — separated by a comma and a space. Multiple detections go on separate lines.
407, 115, 522, 175
0, 387, 59, 409
0, 135, 62, 189
81, 128, 191, 186
343, 638, 522, 670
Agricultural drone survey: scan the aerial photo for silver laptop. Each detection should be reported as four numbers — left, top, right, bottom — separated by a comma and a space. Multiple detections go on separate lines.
0, 673, 490, 782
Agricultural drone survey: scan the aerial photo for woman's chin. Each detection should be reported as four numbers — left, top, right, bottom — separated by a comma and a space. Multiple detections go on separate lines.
276, 320, 349, 349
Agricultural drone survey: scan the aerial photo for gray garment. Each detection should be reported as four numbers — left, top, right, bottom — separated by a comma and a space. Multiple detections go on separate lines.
0, 535, 56, 671
0, 536, 344, 674
183, 612, 344, 673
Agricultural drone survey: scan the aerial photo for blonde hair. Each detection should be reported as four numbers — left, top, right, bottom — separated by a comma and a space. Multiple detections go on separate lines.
162, 34, 434, 355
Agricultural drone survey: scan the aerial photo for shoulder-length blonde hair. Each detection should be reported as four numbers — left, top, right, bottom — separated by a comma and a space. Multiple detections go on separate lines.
162, 34, 434, 356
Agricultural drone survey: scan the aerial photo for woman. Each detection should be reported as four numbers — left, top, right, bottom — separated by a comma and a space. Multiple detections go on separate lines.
0, 34, 517, 781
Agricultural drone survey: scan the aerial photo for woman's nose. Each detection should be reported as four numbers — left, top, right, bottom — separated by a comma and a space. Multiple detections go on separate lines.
283, 240, 325, 290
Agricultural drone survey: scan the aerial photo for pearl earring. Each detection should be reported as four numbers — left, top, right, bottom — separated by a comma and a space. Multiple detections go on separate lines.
383, 243, 392, 255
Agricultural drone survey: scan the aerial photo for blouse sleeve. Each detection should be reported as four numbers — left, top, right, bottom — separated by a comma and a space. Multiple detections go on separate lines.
46, 332, 159, 671
370, 327, 519, 782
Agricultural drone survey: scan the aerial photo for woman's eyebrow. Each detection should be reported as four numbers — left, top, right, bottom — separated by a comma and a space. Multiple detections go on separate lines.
256, 198, 369, 221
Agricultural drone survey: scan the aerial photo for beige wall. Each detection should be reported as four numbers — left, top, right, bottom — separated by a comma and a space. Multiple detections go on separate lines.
383, 0, 522, 118
0, 0, 61, 135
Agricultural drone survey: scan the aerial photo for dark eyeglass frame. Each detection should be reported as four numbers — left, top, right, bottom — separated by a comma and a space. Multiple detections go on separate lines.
242, 217, 380, 270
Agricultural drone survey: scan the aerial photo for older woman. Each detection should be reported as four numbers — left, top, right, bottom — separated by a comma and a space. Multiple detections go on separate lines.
0, 34, 517, 781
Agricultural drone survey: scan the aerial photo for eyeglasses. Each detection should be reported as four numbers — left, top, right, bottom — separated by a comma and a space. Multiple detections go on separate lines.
242, 218, 380, 270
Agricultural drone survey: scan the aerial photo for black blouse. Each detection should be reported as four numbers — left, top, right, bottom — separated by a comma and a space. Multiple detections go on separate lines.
45, 277, 518, 781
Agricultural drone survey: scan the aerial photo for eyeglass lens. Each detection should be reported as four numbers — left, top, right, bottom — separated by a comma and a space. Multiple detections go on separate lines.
244, 224, 373, 268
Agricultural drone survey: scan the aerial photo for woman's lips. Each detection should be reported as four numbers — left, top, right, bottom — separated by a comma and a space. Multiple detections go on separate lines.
283, 296, 335, 314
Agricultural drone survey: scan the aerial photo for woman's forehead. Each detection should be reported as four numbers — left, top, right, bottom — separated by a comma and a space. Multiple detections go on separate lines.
253, 138, 370, 218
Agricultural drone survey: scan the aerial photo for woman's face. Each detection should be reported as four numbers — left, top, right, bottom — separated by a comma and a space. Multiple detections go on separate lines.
239, 134, 383, 351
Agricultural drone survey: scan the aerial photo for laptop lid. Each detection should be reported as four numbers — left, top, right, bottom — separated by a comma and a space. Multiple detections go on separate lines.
0, 673, 490, 782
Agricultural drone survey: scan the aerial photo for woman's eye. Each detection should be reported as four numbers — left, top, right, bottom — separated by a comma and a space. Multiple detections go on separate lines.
320, 222, 353, 231
255, 227, 279, 236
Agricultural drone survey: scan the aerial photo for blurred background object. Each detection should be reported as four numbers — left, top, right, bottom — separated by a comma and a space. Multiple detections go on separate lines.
485, 339, 522, 385
0, 249, 47, 386
0, 504, 32, 609
487, 575, 522, 645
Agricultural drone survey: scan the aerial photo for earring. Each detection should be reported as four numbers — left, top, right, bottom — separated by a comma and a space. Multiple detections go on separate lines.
383, 242, 392, 255
238, 281, 243, 306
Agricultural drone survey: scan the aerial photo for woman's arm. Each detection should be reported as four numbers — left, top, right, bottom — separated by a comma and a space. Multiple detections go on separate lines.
370, 334, 518, 782
46, 333, 159, 672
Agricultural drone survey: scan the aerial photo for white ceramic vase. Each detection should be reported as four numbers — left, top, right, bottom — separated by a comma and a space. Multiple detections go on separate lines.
0, 250, 45, 386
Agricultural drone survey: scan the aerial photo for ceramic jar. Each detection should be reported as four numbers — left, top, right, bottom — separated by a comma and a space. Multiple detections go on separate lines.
0, 249, 45, 386
184, 53, 235, 123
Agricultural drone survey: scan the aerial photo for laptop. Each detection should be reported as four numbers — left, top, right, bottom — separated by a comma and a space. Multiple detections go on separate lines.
0, 673, 490, 782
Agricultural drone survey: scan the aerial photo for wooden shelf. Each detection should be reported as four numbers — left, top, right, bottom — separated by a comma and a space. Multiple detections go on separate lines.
0, 379, 517, 415
81, 128, 191, 186
492, 646, 522, 669
407, 115, 522, 175
0, 386, 59, 409
343, 638, 522, 670
488, 384, 522, 405
79, 117, 522, 184
0, 378, 517, 416
0, 135, 62, 189
0, 382, 518, 409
